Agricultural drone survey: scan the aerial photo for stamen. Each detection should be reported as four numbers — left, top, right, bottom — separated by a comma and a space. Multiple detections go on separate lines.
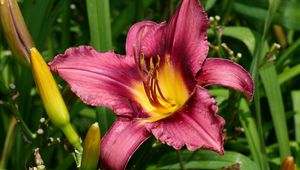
136, 53, 178, 114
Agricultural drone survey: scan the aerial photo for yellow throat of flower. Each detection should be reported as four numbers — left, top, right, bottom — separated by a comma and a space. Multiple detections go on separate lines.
133, 54, 190, 123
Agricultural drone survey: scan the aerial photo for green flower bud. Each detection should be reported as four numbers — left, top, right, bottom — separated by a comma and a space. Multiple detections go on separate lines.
80, 123, 101, 170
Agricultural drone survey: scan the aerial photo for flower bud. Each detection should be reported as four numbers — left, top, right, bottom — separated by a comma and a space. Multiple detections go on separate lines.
0, 0, 34, 64
30, 48, 70, 127
80, 123, 101, 170
30, 48, 81, 150
280, 156, 296, 170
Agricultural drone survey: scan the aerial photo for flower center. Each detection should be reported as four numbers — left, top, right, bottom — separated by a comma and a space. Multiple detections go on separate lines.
132, 54, 190, 123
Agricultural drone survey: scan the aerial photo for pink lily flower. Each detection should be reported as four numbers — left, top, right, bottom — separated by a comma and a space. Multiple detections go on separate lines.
49, 0, 254, 169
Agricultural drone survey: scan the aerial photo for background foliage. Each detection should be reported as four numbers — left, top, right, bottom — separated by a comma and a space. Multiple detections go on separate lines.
1, 0, 300, 169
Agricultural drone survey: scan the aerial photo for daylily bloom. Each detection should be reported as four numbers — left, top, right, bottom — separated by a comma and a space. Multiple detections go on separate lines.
49, 0, 254, 169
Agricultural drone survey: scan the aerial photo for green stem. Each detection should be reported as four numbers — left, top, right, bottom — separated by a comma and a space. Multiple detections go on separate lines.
86, 0, 112, 51
61, 0, 71, 50
0, 117, 17, 169
176, 150, 186, 170
276, 37, 300, 68
61, 123, 83, 168
5, 101, 36, 139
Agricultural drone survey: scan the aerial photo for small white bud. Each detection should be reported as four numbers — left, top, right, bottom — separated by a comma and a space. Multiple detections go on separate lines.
40, 117, 45, 123
237, 53, 242, 58
9, 83, 16, 89
37, 129, 44, 135
215, 15, 221, 21
274, 43, 281, 49
49, 137, 54, 142
56, 137, 61, 143
70, 4, 76, 10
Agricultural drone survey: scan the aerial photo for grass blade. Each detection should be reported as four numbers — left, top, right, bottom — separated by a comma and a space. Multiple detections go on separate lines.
292, 90, 300, 142
86, 0, 112, 51
239, 99, 268, 169
278, 64, 300, 84
259, 62, 291, 160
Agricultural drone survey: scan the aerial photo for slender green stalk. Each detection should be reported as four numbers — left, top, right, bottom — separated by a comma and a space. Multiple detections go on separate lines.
86, 0, 114, 135
0, 117, 17, 169
239, 99, 267, 169
95, 107, 115, 134
276, 37, 300, 67
86, 0, 112, 51
291, 91, 300, 142
61, 0, 71, 50
260, 63, 291, 160
176, 150, 186, 170
5, 101, 36, 139
248, 1, 280, 169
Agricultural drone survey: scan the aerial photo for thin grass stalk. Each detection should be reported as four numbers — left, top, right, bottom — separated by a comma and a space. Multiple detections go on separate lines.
86, 0, 114, 135
248, 0, 281, 169
86, 0, 112, 52
0, 117, 17, 169
260, 62, 291, 160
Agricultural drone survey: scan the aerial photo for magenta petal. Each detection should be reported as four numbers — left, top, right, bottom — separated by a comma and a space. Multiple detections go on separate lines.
146, 86, 225, 154
126, 21, 165, 57
165, 0, 209, 76
100, 118, 151, 170
49, 46, 141, 117
197, 58, 254, 100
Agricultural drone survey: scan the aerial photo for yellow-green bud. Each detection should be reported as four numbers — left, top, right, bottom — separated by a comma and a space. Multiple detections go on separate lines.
30, 48, 81, 150
80, 123, 101, 170
0, 0, 34, 64
30, 48, 70, 127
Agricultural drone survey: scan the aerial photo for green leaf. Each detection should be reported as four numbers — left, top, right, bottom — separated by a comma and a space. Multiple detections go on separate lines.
239, 99, 268, 170
234, 1, 300, 30
292, 91, 300, 143
149, 150, 259, 170
222, 27, 256, 54
204, 0, 217, 11
276, 37, 300, 68
248, 1, 280, 169
259, 62, 291, 160
86, 0, 113, 51
278, 64, 300, 84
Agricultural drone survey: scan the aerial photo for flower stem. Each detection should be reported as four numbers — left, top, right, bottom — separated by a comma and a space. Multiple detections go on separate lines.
5, 101, 36, 139
176, 150, 186, 170
0, 116, 17, 169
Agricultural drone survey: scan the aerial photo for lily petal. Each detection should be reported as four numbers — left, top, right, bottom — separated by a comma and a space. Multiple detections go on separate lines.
146, 86, 225, 154
197, 58, 254, 100
100, 118, 150, 170
126, 21, 165, 58
165, 0, 209, 76
49, 46, 141, 117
